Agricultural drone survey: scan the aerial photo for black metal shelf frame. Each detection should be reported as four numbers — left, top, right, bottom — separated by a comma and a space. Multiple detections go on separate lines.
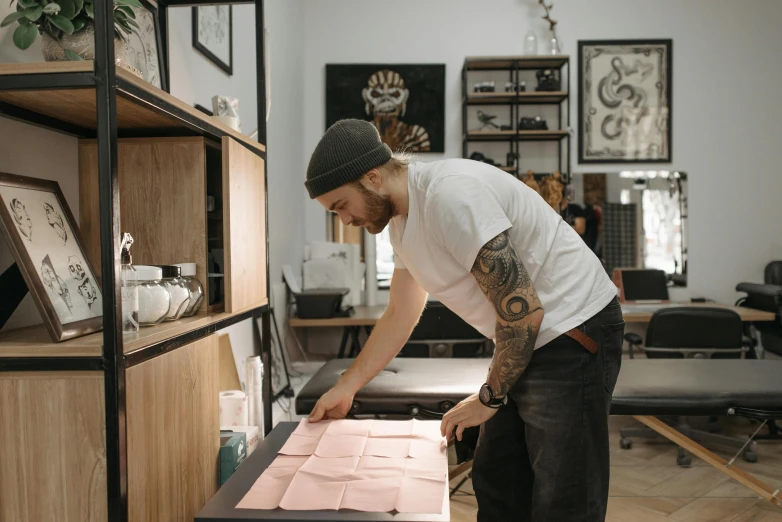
0, 1, 271, 521
461, 57, 570, 178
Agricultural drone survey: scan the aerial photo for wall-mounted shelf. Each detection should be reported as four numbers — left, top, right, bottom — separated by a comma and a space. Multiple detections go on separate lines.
464, 55, 569, 71
466, 91, 568, 105
466, 130, 569, 141
0, 62, 265, 156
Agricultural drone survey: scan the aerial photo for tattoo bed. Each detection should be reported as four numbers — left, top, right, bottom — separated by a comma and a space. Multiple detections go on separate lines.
196, 358, 782, 520
292, 358, 782, 511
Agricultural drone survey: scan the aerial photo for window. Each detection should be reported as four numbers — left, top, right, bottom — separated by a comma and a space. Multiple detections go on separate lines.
642, 182, 683, 275
376, 227, 394, 289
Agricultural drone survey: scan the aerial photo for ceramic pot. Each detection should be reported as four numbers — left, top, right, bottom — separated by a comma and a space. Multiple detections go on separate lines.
40, 22, 142, 77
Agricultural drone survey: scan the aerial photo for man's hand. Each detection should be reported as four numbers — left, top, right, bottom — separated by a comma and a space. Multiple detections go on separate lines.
308, 384, 354, 422
440, 393, 498, 442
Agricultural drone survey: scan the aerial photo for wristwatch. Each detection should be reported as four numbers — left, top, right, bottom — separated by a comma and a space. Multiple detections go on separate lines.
479, 383, 507, 408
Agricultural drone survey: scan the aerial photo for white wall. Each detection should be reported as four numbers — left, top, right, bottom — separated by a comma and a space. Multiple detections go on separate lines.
301, 0, 782, 305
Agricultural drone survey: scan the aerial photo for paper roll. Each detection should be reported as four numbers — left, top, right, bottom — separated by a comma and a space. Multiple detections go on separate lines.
245, 356, 264, 440
219, 390, 248, 427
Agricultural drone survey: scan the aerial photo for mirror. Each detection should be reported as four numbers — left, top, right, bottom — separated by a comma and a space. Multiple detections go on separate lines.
567, 171, 688, 287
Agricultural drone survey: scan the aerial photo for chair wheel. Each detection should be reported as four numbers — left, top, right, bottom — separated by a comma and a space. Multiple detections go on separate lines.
620, 438, 633, 450
677, 455, 692, 467
743, 450, 758, 463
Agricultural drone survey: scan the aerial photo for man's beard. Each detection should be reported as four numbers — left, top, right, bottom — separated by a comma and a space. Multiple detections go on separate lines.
353, 182, 395, 234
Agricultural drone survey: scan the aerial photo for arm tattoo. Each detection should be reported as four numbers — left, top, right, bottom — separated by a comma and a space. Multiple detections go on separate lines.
471, 231, 543, 398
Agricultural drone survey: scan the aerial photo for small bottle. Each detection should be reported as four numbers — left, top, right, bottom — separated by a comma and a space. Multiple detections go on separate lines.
120, 233, 139, 333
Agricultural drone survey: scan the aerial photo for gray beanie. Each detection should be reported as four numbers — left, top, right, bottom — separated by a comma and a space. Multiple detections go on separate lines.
305, 119, 392, 199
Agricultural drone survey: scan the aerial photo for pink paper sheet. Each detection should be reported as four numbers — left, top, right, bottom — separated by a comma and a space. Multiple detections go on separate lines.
237, 419, 448, 514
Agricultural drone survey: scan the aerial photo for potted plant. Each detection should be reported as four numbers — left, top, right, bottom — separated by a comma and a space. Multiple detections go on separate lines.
1, 0, 143, 71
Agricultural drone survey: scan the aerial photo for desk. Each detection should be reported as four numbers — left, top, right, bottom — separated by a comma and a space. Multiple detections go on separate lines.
195, 422, 450, 521
289, 303, 775, 357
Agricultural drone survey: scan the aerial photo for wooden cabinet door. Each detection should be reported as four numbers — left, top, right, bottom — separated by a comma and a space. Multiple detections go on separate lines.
221, 137, 268, 312
126, 334, 219, 522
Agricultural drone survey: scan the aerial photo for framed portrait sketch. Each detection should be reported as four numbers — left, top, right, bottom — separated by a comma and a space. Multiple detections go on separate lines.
192, 5, 233, 75
125, 0, 167, 91
0, 172, 103, 342
326, 64, 446, 153
578, 39, 672, 163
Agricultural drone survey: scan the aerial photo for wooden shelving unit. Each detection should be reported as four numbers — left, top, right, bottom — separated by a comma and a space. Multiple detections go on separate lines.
0, 2, 271, 522
461, 55, 571, 178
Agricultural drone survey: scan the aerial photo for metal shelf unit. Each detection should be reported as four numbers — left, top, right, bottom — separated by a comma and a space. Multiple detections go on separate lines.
0, 2, 271, 521
461, 55, 571, 179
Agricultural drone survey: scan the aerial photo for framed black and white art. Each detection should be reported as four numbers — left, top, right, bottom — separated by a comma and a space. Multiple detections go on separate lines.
578, 39, 672, 163
126, 0, 167, 91
192, 5, 233, 75
0, 172, 103, 342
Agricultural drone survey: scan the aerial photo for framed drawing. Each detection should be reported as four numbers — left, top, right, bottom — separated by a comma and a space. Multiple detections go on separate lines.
125, 0, 167, 91
0, 172, 103, 342
326, 64, 446, 153
192, 5, 233, 75
578, 39, 672, 163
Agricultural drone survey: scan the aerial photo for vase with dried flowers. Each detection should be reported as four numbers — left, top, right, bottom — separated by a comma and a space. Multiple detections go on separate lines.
1, 0, 143, 75
537, 0, 560, 55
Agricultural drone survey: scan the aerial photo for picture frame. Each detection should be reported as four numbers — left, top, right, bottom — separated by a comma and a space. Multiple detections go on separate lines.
0, 172, 103, 342
578, 39, 672, 163
326, 63, 446, 153
192, 5, 233, 75
125, 0, 168, 92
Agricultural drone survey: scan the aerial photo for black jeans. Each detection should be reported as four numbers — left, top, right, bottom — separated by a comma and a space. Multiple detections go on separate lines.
472, 297, 625, 522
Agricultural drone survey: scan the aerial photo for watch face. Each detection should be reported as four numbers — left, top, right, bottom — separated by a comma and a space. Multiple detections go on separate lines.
479, 384, 491, 404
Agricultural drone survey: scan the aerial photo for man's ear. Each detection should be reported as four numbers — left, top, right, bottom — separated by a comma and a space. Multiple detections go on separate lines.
364, 168, 382, 189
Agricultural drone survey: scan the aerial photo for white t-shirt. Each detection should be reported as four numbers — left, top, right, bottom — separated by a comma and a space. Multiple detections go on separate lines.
388, 159, 618, 349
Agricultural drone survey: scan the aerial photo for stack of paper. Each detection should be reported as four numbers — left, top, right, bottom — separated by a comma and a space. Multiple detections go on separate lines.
236, 419, 447, 514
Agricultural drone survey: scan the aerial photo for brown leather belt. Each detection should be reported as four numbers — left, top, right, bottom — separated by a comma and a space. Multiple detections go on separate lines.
565, 327, 598, 354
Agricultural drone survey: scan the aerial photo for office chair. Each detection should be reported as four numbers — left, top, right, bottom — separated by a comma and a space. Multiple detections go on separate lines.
735, 260, 782, 441
622, 307, 755, 467
399, 301, 491, 358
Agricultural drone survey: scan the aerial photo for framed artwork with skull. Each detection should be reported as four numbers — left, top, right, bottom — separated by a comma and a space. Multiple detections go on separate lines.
0, 172, 103, 342
326, 64, 446, 153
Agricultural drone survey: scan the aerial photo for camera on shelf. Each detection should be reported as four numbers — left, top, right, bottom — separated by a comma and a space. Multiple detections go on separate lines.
535, 69, 561, 92
473, 81, 496, 93
519, 116, 548, 131
469, 151, 498, 166
505, 81, 527, 93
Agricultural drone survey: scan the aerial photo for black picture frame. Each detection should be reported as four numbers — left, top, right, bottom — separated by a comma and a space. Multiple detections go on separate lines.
325, 63, 446, 153
192, 5, 233, 76
126, 0, 169, 92
578, 39, 672, 164
0, 172, 104, 342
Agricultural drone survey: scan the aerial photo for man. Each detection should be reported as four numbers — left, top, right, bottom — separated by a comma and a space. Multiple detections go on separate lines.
304, 119, 624, 521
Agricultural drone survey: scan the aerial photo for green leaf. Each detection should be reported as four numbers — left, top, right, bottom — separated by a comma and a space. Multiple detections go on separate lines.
56, 0, 75, 19
71, 0, 81, 13
117, 5, 134, 18
71, 15, 84, 31
83, 0, 91, 17
23, 5, 42, 20
12, 22, 37, 49
17, 14, 30, 23
42, 2, 59, 13
64, 48, 84, 60
124, 16, 137, 29
46, 12, 73, 33
113, 8, 125, 20
114, 0, 141, 8
18, 0, 39, 8
0, 9, 26, 26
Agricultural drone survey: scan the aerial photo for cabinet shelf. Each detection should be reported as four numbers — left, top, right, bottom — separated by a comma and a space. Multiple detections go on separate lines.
464, 55, 570, 71
466, 130, 569, 142
0, 62, 265, 156
466, 91, 568, 105
0, 302, 267, 365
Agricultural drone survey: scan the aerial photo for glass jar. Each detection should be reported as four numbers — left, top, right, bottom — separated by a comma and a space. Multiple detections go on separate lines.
134, 266, 171, 326
155, 265, 192, 321
173, 262, 204, 317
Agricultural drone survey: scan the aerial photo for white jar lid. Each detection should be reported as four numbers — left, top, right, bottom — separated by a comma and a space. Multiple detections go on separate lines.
135, 265, 163, 280
173, 262, 196, 276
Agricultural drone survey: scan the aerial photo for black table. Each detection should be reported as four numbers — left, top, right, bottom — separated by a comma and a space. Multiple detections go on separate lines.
195, 422, 450, 522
